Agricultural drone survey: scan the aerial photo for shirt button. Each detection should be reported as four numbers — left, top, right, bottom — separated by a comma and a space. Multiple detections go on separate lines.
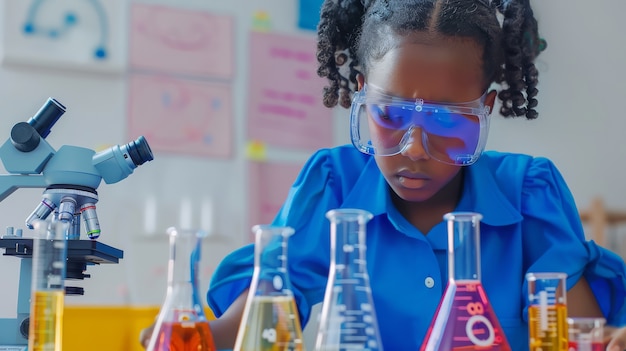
425, 277, 435, 288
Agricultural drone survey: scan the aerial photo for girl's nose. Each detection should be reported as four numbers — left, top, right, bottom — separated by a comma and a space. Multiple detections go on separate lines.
400, 128, 431, 161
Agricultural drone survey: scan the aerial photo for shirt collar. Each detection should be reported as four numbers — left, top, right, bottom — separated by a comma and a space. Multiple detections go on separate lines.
341, 156, 390, 216
339, 153, 523, 228
459, 156, 523, 226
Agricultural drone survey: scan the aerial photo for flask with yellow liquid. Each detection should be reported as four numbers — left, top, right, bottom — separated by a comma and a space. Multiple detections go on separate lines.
234, 225, 305, 351
28, 219, 69, 351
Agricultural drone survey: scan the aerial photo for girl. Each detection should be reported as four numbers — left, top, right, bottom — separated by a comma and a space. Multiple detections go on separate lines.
143, 0, 626, 349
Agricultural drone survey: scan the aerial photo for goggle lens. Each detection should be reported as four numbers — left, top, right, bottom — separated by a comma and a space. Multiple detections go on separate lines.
350, 85, 489, 165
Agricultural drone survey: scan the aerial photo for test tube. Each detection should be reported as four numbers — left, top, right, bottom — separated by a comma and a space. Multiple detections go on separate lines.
526, 272, 568, 351
567, 317, 605, 351
28, 219, 69, 351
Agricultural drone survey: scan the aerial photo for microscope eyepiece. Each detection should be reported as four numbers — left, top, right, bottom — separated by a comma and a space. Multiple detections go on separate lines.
125, 135, 153, 166
93, 135, 154, 184
10, 122, 40, 152
27, 98, 66, 139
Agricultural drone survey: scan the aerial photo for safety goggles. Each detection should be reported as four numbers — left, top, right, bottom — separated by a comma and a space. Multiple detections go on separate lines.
350, 84, 491, 165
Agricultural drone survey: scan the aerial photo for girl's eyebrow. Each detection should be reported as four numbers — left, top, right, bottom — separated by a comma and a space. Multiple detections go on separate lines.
365, 84, 486, 106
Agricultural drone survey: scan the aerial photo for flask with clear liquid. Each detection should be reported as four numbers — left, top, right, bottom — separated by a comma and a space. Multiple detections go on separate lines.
315, 208, 383, 351
234, 225, 305, 351
28, 219, 69, 351
147, 227, 216, 351
421, 212, 510, 351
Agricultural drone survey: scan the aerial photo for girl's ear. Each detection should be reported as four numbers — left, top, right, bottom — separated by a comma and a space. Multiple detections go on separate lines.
485, 90, 497, 114
356, 73, 365, 91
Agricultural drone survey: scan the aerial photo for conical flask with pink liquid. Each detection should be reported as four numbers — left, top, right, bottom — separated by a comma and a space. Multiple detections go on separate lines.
421, 212, 511, 351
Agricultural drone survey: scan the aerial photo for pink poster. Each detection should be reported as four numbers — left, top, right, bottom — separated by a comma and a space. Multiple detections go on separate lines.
247, 31, 333, 150
248, 160, 304, 242
129, 3, 234, 79
127, 73, 232, 158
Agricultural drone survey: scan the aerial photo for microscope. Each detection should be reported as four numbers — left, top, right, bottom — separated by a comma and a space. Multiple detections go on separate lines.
0, 98, 154, 348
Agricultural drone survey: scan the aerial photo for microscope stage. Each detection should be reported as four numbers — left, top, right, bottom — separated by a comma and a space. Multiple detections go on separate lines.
0, 238, 123, 264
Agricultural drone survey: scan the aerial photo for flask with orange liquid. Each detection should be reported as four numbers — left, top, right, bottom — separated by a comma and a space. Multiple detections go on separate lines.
421, 212, 511, 351
147, 227, 216, 351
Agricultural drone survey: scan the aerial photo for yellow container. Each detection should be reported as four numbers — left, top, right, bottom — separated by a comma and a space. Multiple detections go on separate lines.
63, 305, 215, 351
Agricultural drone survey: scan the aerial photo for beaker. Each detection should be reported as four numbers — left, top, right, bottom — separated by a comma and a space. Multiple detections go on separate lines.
421, 212, 510, 351
567, 317, 605, 351
147, 227, 216, 351
28, 219, 69, 351
234, 225, 304, 351
526, 272, 568, 351
315, 209, 383, 351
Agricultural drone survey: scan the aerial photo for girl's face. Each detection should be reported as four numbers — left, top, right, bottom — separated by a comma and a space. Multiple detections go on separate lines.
360, 33, 497, 203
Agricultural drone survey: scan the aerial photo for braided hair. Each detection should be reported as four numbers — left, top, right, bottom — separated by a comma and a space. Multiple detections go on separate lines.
316, 0, 546, 119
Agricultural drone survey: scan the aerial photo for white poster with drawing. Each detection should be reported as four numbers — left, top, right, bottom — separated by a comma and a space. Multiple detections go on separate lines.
0, 0, 127, 73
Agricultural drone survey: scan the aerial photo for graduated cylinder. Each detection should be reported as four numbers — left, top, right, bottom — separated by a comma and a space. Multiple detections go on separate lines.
28, 219, 69, 351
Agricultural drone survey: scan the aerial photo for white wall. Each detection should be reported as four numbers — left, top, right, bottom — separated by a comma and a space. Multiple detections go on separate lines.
0, 0, 623, 317
487, 0, 626, 209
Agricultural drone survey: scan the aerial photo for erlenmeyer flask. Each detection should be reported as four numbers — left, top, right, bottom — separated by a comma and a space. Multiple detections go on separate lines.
421, 212, 510, 351
234, 225, 305, 351
315, 208, 383, 351
147, 227, 216, 351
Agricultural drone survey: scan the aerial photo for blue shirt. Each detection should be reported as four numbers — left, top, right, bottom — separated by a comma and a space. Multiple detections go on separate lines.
208, 145, 626, 351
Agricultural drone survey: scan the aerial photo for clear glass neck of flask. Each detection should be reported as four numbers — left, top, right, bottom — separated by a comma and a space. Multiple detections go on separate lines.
326, 209, 373, 273
166, 227, 205, 285
444, 212, 483, 281
165, 227, 208, 319
251, 225, 295, 296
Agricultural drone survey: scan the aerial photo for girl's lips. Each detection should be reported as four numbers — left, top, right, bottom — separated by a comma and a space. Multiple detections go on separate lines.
397, 170, 430, 179
396, 171, 430, 189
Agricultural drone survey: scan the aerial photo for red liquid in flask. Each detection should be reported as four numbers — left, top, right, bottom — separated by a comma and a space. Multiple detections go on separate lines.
421, 280, 511, 351
151, 321, 216, 351
567, 342, 603, 351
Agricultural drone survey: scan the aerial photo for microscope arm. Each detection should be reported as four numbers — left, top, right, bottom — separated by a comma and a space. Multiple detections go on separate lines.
0, 175, 46, 202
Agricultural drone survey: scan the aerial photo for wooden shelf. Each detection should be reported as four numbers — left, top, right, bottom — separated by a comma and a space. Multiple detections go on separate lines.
579, 197, 626, 247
